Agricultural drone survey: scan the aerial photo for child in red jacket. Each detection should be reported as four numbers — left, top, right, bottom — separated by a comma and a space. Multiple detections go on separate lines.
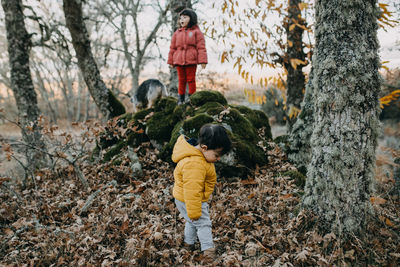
167, 8, 208, 105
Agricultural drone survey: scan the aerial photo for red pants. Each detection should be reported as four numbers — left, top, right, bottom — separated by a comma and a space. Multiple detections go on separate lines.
176, 65, 197, 95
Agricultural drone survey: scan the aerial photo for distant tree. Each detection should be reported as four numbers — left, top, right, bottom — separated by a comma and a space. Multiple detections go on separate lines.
213, 0, 312, 126
283, 0, 307, 129
63, 0, 125, 119
93, 0, 170, 95
1, 0, 46, 170
302, 0, 381, 236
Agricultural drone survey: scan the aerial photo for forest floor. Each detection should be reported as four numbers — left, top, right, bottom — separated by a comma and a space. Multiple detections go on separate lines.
0, 120, 399, 266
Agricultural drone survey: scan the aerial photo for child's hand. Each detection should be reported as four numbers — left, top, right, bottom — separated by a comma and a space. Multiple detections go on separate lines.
201, 63, 206, 69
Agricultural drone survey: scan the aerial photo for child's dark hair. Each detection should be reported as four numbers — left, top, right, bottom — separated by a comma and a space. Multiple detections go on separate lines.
198, 124, 231, 155
179, 8, 198, 28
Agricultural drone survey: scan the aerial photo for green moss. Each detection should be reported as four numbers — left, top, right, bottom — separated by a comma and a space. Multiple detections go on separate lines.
223, 108, 258, 142
182, 113, 214, 137
175, 104, 195, 118
159, 121, 184, 161
190, 90, 228, 107
195, 102, 226, 116
103, 140, 127, 162
145, 97, 181, 143
117, 113, 134, 126
133, 109, 153, 121
281, 170, 306, 189
108, 90, 126, 117
146, 112, 175, 143
231, 134, 267, 168
112, 158, 123, 166
234, 105, 272, 139
154, 96, 177, 113
127, 130, 149, 147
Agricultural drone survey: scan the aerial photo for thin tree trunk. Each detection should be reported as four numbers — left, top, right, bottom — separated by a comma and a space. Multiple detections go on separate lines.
65, 70, 74, 121
34, 68, 57, 123
168, 0, 192, 97
75, 73, 84, 122
84, 90, 90, 121
55, 66, 73, 121
302, 0, 381, 236
63, 0, 125, 119
285, 0, 306, 129
2, 0, 46, 171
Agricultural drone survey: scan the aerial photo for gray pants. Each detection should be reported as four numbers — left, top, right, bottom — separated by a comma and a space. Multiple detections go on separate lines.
175, 199, 214, 251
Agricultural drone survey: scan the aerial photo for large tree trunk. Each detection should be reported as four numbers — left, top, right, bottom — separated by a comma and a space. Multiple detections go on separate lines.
303, 0, 381, 236
284, 0, 306, 129
2, 0, 46, 170
168, 0, 192, 97
63, 0, 125, 119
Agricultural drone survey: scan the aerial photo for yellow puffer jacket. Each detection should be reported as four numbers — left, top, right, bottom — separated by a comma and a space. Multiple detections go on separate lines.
172, 135, 217, 220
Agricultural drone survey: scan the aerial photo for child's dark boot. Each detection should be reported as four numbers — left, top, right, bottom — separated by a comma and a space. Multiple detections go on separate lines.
185, 93, 192, 103
202, 248, 216, 265
178, 94, 185, 105
183, 243, 196, 251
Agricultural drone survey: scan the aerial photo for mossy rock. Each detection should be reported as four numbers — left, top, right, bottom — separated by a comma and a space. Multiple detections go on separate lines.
133, 109, 153, 121
195, 102, 226, 116
231, 134, 267, 168
234, 105, 272, 139
97, 91, 274, 178
222, 108, 258, 143
154, 96, 177, 113
190, 90, 228, 107
103, 140, 127, 162
173, 104, 195, 121
182, 113, 215, 136
117, 113, 134, 126
281, 170, 306, 189
159, 121, 184, 160
145, 97, 180, 143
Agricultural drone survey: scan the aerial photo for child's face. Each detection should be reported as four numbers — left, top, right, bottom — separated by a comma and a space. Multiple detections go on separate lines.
201, 147, 224, 163
179, 15, 190, 28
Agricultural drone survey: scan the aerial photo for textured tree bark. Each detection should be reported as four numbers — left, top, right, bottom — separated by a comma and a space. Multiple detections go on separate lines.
303, 0, 381, 236
63, 0, 125, 119
2, 0, 46, 170
168, 0, 192, 97
284, 0, 306, 129
288, 67, 314, 174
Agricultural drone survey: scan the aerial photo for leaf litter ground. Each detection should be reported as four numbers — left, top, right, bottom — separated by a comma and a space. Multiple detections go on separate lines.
1, 142, 399, 266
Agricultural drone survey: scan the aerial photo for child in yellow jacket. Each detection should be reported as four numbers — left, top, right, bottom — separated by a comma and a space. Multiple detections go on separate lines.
172, 124, 231, 259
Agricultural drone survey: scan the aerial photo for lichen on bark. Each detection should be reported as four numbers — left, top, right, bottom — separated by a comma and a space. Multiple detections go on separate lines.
302, 0, 381, 236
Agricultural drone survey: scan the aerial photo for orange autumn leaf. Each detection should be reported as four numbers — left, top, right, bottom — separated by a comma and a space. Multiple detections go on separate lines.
379, 216, 395, 227
248, 193, 256, 199
120, 220, 129, 232
241, 179, 258, 185
279, 193, 293, 200
370, 196, 386, 205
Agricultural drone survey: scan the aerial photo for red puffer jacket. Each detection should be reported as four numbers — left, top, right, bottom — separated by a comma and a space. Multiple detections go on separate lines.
167, 25, 208, 66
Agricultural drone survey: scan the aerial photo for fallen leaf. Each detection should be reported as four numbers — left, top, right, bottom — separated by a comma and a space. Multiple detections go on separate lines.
370, 196, 386, 205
